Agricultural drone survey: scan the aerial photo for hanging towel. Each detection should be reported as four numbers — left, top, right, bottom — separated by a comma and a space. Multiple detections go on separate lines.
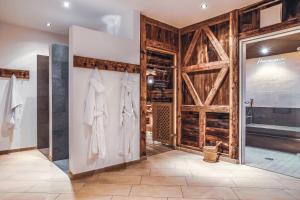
84, 69, 109, 159
119, 71, 138, 161
5, 74, 23, 130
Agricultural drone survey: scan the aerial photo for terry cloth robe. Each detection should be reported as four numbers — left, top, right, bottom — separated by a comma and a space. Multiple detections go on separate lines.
84, 69, 108, 159
119, 72, 137, 160
5, 74, 23, 130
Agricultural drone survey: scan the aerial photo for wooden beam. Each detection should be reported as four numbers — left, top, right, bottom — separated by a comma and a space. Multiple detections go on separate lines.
140, 15, 147, 157
73, 55, 140, 73
177, 29, 183, 146
182, 73, 203, 106
229, 10, 239, 159
182, 29, 201, 66
181, 105, 230, 113
202, 26, 229, 61
204, 66, 229, 106
146, 39, 178, 53
0, 68, 30, 79
239, 17, 300, 39
182, 61, 229, 73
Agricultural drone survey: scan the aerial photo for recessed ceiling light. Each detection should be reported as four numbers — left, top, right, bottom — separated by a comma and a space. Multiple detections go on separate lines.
201, 2, 208, 9
63, 1, 71, 8
46, 22, 52, 27
261, 47, 269, 55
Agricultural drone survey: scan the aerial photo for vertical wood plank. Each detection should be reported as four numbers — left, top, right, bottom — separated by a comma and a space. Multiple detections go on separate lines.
177, 30, 182, 146
140, 15, 147, 157
199, 111, 206, 148
229, 10, 239, 159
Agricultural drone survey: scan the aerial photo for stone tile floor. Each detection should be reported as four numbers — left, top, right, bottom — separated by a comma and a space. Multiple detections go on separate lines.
0, 150, 300, 200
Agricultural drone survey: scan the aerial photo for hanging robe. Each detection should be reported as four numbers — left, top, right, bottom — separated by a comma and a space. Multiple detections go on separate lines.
119, 72, 137, 160
84, 69, 108, 159
4, 74, 23, 131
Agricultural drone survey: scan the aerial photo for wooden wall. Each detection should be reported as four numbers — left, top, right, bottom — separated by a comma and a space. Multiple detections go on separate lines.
178, 11, 239, 159
140, 0, 300, 160
239, 0, 300, 39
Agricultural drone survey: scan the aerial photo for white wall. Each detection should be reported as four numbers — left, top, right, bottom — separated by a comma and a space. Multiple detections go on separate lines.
246, 52, 300, 108
69, 12, 140, 174
0, 22, 68, 151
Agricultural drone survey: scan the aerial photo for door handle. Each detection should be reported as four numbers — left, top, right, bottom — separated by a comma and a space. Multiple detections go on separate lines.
244, 99, 254, 107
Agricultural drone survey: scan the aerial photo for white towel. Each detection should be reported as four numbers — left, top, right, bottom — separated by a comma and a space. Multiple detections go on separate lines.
5, 74, 23, 129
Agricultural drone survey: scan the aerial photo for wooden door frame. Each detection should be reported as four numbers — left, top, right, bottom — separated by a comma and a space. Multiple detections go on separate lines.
141, 46, 178, 156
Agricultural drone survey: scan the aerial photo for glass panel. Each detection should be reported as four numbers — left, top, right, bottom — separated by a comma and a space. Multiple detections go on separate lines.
244, 31, 300, 178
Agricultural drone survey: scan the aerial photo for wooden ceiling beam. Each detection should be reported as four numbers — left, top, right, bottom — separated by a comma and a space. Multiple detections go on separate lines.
182, 73, 203, 106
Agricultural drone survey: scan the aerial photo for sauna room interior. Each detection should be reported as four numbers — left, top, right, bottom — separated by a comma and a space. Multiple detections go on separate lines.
0, 0, 299, 199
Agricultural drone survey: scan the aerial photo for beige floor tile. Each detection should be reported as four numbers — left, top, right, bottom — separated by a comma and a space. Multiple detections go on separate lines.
286, 189, 300, 200
190, 168, 234, 178
168, 198, 223, 200
233, 188, 295, 200
100, 168, 150, 176
28, 181, 84, 193
0, 181, 38, 192
112, 196, 167, 200
186, 177, 235, 187
0, 193, 59, 200
79, 183, 132, 196
181, 186, 238, 199
56, 194, 112, 200
280, 179, 300, 190
130, 185, 182, 198
150, 168, 192, 177
141, 176, 186, 186
232, 177, 284, 188
95, 175, 141, 185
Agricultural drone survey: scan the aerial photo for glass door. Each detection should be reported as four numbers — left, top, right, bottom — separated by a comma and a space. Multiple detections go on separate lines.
241, 28, 300, 178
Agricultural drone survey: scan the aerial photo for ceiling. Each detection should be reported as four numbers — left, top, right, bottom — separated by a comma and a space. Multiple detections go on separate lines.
246, 32, 300, 59
0, 0, 260, 36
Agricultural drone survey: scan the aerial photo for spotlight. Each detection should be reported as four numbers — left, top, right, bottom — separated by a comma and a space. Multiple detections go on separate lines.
201, 2, 208, 9
63, 1, 71, 8
46, 22, 52, 27
261, 47, 269, 55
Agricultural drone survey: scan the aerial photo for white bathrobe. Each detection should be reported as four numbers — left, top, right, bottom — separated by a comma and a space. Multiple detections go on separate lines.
4, 74, 23, 130
84, 69, 108, 159
119, 72, 137, 160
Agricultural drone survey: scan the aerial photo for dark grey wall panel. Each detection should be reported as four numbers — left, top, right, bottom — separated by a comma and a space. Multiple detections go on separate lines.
37, 55, 49, 149
51, 44, 69, 161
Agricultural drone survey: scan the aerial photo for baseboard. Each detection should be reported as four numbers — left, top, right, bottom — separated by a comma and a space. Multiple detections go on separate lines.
69, 158, 143, 179
0, 147, 36, 155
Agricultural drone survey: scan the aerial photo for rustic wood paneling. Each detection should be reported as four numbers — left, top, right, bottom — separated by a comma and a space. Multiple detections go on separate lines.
0, 68, 30, 79
179, 13, 233, 157
238, 0, 300, 38
73, 55, 140, 73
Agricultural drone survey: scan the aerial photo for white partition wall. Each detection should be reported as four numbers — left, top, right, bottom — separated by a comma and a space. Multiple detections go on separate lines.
69, 12, 140, 175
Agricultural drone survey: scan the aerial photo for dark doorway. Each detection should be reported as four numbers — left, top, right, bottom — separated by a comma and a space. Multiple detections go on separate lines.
37, 55, 50, 157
